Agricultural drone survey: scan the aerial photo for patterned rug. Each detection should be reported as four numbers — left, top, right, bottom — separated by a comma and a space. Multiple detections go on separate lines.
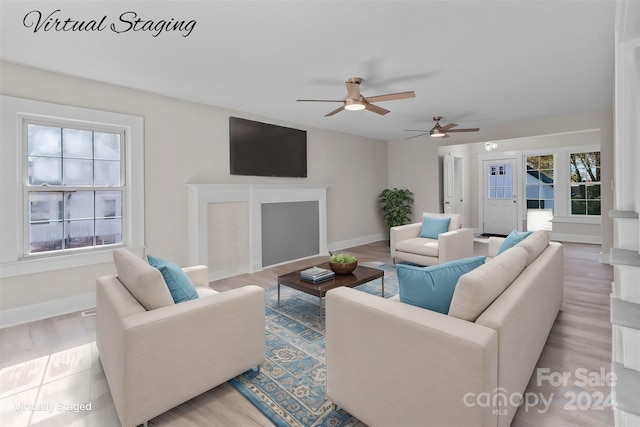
229, 262, 398, 427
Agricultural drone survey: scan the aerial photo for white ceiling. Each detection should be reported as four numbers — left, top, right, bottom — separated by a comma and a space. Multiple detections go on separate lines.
0, 0, 616, 141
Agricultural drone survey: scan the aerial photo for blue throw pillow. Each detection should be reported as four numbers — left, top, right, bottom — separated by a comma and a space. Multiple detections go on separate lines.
397, 256, 486, 314
497, 230, 533, 255
147, 255, 199, 303
419, 216, 451, 239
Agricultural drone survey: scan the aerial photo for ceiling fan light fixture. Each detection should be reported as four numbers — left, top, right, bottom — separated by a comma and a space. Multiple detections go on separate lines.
430, 128, 446, 137
484, 142, 498, 151
344, 99, 366, 111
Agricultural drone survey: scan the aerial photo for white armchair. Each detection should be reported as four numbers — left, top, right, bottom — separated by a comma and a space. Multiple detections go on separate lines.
390, 213, 474, 266
96, 249, 265, 427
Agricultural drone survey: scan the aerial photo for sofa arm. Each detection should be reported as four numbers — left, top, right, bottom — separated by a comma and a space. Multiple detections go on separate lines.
438, 227, 474, 263
182, 265, 209, 287
488, 237, 505, 258
390, 222, 421, 258
326, 287, 498, 427
109, 285, 265, 427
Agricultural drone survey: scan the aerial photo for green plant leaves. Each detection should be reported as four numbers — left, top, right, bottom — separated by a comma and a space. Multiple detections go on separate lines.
379, 188, 414, 228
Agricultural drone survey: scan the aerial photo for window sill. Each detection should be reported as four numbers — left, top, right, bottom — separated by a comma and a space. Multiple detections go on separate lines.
551, 215, 601, 225
0, 246, 144, 278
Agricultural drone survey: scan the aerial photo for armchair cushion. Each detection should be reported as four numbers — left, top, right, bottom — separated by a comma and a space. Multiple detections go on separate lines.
397, 256, 487, 314
148, 255, 199, 304
423, 212, 461, 231
419, 216, 451, 239
396, 237, 439, 257
113, 249, 174, 311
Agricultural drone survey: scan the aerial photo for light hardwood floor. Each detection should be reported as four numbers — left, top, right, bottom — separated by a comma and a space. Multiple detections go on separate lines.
0, 240, 614, 426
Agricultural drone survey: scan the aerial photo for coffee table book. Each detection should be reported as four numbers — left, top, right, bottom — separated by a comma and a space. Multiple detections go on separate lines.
300, 266, 335, 283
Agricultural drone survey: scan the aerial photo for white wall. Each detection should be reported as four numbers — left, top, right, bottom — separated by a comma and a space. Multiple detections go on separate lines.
0, 61, 388, 320
388, 111, 614, 252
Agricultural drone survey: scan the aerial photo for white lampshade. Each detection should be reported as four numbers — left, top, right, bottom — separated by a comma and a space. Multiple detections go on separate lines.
344, 99, 365, 111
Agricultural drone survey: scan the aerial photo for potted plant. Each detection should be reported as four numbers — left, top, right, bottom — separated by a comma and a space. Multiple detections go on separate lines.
329, 253, 358, 275
379, 188, 414, 229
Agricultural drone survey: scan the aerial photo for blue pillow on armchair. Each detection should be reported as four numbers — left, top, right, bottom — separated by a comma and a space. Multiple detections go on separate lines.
397, 256, 486, 314
419, 216, 451, 239
147, 255, 199, 303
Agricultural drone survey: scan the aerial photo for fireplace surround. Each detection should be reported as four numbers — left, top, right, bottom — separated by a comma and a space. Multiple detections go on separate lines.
187, 184, 329, 280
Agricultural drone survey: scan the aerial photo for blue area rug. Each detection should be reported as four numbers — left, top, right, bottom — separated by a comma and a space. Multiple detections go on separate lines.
229, 262, 398, 427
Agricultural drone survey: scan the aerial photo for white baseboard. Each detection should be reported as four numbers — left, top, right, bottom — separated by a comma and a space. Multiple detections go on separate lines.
1, 292, 96, 329
549, 232, 601, 245
327, 233, 386, 253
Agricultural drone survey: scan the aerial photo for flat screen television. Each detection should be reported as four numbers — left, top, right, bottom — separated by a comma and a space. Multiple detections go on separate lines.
229, 117, 307, 178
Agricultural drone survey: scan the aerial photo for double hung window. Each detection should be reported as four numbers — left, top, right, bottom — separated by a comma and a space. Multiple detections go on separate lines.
25, 121, 124, 255
569, 151, 601, 216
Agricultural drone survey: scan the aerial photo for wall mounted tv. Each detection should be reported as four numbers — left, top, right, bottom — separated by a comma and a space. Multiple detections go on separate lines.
229, 117, 307, 178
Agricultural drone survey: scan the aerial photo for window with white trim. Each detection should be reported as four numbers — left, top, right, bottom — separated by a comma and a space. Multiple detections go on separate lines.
525, 154, 554, 231
569, 151, 601, 216
24, 121, 125, 255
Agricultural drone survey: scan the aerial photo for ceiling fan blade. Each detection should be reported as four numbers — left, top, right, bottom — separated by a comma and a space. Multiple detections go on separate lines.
324, 106, 346, 117
442, 133, 450, 139
405, 133, 429, 140
441, 123, 458, 131
446, 128, 480, 133
404, 129, 430, 132
364, 103, 390, 115
297, 99, 344, 103
365, 91, 416, 103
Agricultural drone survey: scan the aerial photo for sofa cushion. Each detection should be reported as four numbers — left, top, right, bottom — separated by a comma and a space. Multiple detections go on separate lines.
397, 256, 487, 314
419, 216, 451, 239
448, 247, 528, 321
497, 230, 532, 255
396, 237, 439, 257
112, 249, 174, 311
147, 255, 199, 303
515, 230, 550, 265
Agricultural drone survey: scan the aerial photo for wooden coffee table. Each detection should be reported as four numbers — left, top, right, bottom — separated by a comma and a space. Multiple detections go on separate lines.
277, 262, 384, 320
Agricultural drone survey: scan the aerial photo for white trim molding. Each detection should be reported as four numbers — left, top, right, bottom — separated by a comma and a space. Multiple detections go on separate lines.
0, 292, 95, 329
0, 96, 145, 277
187, 184, 330, 279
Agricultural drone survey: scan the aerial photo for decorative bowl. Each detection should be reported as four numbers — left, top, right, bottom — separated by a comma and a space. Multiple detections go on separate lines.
329, 261, 357, 275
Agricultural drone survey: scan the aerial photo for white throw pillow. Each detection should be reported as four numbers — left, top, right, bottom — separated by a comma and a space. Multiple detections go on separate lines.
448, 247, 528, 321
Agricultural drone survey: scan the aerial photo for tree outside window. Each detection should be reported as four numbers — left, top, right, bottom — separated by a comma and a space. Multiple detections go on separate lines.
570, 151, 601, 216
525, 154, 554, 231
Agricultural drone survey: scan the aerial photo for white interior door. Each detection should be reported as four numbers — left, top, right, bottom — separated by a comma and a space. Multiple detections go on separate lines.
443, 153, 455, 214
483, 159, 518, 235
454, 156, 464, 217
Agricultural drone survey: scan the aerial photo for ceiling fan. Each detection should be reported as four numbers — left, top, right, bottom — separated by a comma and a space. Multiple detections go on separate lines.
405, 116, 480, 139
297, 77, 415, 117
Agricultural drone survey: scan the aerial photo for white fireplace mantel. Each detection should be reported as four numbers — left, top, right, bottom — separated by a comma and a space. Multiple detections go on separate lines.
187, 184, 330, 278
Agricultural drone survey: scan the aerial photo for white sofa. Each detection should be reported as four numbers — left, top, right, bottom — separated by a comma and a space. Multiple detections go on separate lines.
326, 231, 562, 427
390, 213, 474, 266
96, 248, 265, 427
